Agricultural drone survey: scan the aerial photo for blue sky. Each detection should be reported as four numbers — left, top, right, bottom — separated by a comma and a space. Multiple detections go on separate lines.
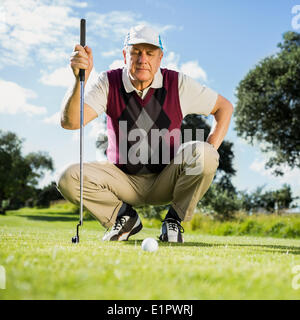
0, 0, 299, 204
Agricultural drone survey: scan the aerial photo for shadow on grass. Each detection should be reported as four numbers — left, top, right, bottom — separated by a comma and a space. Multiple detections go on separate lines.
228, 243, 300, 255
15, 210, 78, 216
123, 239, 218, 248
38, 211, 78, 216
125, 239, 300, 255
20, 214, 78, 222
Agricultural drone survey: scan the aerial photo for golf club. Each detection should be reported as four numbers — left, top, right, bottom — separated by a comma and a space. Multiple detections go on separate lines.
72, 18, 86, 244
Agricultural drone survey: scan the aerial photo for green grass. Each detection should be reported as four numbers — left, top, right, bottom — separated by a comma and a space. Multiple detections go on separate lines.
1, 205, 300, 299
181, 212, 300, 238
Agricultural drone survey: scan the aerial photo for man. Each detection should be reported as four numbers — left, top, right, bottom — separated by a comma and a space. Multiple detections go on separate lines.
57, 25, 233, 243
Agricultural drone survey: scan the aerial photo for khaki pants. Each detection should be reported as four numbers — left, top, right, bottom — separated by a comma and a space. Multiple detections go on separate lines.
56, 141, 219, 228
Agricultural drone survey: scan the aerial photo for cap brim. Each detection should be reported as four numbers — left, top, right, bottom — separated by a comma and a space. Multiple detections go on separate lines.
127, 37, 162, 49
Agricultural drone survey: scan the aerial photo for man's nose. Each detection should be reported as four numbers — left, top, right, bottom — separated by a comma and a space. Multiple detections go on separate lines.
138, 52, 147, 64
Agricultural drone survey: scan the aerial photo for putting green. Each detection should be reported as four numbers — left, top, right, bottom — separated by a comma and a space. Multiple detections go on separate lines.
0, 207, 300, 299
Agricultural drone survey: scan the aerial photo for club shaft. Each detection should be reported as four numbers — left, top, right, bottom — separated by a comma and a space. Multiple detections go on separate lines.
79, 80, 84, 226
74, 18, 86, 242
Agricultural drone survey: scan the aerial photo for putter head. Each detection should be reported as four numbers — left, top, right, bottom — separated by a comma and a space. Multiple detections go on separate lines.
72, 235, 79, 243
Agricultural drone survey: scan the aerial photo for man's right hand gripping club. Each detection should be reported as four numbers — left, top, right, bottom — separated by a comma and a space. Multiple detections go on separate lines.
70, 44, 93, 81
61, 44, 98, 130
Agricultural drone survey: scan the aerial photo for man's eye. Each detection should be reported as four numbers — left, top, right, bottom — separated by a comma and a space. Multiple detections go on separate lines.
147, 52, 154, 56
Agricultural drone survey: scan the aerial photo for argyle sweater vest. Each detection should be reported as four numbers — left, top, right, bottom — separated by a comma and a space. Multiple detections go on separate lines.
106, 68, 183, 174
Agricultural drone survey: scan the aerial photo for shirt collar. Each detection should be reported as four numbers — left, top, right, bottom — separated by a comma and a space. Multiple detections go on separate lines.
122, 67, 163, 94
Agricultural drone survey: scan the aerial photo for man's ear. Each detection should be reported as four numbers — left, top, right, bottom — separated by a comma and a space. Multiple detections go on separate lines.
159, 49, 163, 62
123, 49, 127, 65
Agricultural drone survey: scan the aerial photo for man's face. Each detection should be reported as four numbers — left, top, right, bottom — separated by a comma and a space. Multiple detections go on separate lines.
123, 43, 163, 84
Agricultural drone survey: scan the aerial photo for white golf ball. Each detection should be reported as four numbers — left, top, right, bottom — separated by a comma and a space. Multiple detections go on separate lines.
141, 238, 158, 252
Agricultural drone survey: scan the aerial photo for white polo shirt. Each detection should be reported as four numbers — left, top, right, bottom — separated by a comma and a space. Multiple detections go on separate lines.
84, 67, 218, 118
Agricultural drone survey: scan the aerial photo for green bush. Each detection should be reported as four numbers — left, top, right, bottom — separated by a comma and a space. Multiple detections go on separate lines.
182, 212, 300, 239
267, 222, 286, 236
136, 204, 167, 220
49, 201, 79, 214
239, 220, 263, 235
218, 223, 235, 236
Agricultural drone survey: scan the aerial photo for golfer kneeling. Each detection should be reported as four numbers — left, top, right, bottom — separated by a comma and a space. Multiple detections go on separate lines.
57, 25, 233, 243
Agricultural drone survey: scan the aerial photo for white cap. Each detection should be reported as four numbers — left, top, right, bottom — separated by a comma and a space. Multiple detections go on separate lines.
124, 25, 163, 50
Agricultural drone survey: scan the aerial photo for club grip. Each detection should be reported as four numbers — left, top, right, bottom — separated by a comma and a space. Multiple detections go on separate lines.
79, 19, 86, 82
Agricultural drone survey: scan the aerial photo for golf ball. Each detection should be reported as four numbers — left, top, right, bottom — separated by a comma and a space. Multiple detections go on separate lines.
141, 238, 158, 252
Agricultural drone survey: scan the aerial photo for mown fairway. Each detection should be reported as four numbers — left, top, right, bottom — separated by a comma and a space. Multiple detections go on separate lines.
0, 207, 300, 300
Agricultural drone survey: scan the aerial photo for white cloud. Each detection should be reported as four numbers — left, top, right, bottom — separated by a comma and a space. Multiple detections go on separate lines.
86, 11, 144, 41
40, 66, 99, 90
162, 51, 180, 71
0, 0, 79, 68
162, 51, 208, 82
180, 61, 207, 82
56, 0, 88, 8
0, 1, 177, 70
40, 66, 75, 88
101, 49, 122, 57
37, 48, 70, 64
109, 60, 125, 69
0, 79, 47, 116
250, 158, 300, 187
86, 11, 177, 44
43, 112, 61, 125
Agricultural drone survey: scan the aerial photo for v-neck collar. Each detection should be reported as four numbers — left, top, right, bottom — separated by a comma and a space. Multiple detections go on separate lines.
132, 88, 156, 107
122, 67, 163, 99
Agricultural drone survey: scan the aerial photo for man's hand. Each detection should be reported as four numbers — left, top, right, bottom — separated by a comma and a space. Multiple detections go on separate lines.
206, 94, 234, 150
70, 44, 93, 82
60, 44, 97, 130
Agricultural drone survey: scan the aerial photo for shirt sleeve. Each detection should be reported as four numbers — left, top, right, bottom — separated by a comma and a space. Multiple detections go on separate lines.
84, 70, 108, 116
178, 72, 218, 117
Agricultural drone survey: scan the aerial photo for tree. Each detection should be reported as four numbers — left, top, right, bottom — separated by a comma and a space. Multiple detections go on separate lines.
198, 183, 241, 220
273, 184, 295, 212
239, 184, 295, 214
36, 181, 64, 208
235, 31, 300, 175
0, 130, 54, 212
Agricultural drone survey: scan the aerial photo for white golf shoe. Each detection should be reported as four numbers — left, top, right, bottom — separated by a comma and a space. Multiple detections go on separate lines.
102, 213, 143, 241
159, 218, 184, 243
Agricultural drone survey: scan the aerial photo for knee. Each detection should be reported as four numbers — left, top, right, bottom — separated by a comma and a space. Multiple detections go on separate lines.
182, 141, 219, 176
56, 164, 80, 199
201, 142, 219, 175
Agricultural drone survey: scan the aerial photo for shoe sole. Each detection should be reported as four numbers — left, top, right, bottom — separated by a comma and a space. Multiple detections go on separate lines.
118, 221, 143, 241
159, 233, 184, 243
